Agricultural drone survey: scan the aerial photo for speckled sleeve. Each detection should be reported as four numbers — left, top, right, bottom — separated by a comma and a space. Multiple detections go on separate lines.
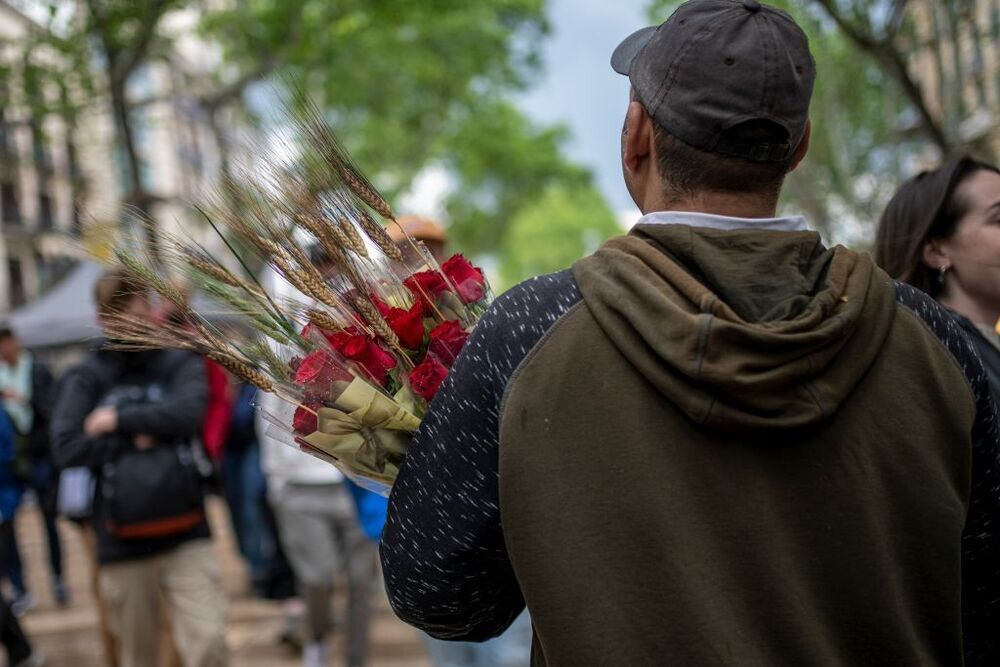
380, 270, 583, 641
896, 282, 1000, 665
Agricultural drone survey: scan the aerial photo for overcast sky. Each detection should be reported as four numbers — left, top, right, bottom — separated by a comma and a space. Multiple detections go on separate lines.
517, 0, 651, 215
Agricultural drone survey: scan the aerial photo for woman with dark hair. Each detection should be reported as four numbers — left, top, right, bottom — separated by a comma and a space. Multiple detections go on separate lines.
876, 157, 1000, 403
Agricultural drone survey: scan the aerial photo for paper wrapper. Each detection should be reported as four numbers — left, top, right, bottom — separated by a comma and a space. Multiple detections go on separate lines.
299, 377, 421, 487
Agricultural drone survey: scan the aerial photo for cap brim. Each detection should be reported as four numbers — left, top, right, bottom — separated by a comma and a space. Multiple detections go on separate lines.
611, 26, 657, 75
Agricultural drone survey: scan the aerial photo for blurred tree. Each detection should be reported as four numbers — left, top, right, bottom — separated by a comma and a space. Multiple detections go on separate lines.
18, 0, 189, 257
441, 98, 592, 255
198, 0, 550, 196
499, 182, 619, 286
17, 1, 588, 251
808, 0, 948, 153
200, 0, 603, 260
15, 0, 616, 274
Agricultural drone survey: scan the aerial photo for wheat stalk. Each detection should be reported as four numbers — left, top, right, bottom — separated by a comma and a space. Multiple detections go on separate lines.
330, 221, 369, 259
290, 94, 396, 221
354, 207, 402, 262
180, 248, 246, 290
337, 168, 394, 220
207, 353, 275, 392
307, 308, 341, 332
350, 294, 400, 350
114, 249, 188, 309
338, 219, 368, 256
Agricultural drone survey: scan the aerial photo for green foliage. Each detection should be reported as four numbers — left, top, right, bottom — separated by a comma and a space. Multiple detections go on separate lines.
442, 99, 592, 256
200, 0, 549, 197
200, 0, 608, 262
499, 182, 620, 287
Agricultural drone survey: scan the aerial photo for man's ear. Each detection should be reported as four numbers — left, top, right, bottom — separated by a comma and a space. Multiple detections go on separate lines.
788, 119, 811, 173
623, 101, 653, 174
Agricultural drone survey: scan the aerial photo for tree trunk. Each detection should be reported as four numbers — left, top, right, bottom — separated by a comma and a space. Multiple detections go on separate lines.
811, 0, 953, 156
108, 73, 160, 260
878, 44, 952, 154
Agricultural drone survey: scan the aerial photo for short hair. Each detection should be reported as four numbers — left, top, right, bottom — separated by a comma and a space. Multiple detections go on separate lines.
95, 269, 148, 317
875, 157, 999, 298
0, 327, 14, 341
653, 120, 796, 201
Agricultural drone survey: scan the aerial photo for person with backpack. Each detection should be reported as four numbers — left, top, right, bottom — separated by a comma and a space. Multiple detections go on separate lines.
50, 269, 227, 667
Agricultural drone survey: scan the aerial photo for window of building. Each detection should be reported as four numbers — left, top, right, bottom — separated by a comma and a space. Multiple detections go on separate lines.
38, 190, 53, 231
31, 123, 52, 174
1, 182, 20, 226
8, 258, 24, 307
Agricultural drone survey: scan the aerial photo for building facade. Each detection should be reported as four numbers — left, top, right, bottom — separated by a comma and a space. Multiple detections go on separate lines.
0, 1, 84, 311
906, 0, 1000, 158
0, 1, 239, 318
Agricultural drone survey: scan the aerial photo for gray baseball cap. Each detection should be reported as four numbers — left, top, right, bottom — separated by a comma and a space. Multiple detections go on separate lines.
612, 0, 815, 163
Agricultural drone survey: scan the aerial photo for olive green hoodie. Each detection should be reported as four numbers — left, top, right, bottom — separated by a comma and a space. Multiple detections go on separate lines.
499, 224, 979, 665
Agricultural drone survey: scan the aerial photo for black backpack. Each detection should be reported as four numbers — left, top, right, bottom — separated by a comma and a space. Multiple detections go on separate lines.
98, 383, 205, 540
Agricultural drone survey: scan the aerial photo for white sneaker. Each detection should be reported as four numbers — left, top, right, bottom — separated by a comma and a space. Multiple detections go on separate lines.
13, 651, 45, 667
302, 642, 327, 667
10, 593, 36, 617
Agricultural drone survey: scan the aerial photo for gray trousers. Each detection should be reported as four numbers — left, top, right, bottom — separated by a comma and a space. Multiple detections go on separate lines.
271, 482, 374, 666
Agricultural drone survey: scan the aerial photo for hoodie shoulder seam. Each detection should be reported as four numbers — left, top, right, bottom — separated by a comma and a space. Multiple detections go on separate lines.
499, 300, 588, 431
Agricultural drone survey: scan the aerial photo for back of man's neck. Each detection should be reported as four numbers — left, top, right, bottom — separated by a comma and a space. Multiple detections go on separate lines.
643, 193, 779, 219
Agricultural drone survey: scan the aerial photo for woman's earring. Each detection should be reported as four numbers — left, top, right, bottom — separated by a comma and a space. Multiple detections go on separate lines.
938, 265, 949, 284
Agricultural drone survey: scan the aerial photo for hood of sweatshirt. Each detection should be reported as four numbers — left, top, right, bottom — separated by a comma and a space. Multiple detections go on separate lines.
572, 223, 897, 433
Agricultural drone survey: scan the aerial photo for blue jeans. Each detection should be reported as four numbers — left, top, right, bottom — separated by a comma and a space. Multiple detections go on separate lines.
7, 459, 62, 594
0, 522, 32, 663
221, 440, 271, 584
423, 611, 532, 667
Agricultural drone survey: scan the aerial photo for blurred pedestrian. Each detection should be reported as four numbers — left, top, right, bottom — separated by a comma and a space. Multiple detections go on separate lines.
259, 267, 375, 667
380, 3, 1000, 665
0, 326, 67, 612
389, 217, 532, 667
50, 269, 227, 667
160, 296, 233, 474
876, 157, 1000, 405
221, 379, 273, 594
0, 404, 42, 666
387, 215, 448, 264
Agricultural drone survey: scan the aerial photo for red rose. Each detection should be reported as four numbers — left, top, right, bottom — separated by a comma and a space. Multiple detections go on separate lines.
328, 328, 359, 352
367, 295, 425, 350
293, 351, 351, 397
341, 335, 369, 359
294, 351, 334, 386
427, 320, 469, 365
441, 254, 486, 304
358, 342, 397, 386
329, 328, 397, 387
292, 401, 323, 435
409, 356, 449, 402
387, 302, 426, 350
370, 295, 393, 319
404, 270, 449, 312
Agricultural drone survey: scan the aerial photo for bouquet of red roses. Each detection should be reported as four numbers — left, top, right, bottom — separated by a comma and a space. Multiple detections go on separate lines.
279, 253, 491, 492
101, 96, 493, 495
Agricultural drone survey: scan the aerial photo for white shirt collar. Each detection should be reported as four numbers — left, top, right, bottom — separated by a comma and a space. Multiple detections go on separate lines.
635, 210, 809, 233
